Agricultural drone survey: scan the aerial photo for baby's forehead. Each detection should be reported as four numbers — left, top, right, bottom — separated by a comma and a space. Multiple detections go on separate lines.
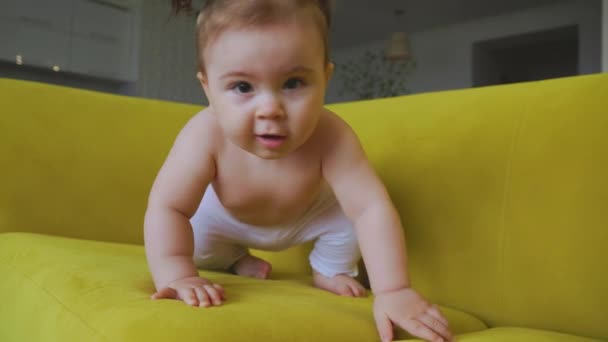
204, 25, 325, 71
208, 59, 321, 80
210, 18, 321, 43
193, 2, 330, 72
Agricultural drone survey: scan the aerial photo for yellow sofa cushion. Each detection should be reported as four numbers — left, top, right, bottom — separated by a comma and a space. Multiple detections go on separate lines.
443, 327, 603, 342
0, 232, 486, 341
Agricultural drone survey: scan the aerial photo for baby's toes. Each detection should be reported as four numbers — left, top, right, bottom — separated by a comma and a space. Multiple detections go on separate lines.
337, 283, 355, 297
348, 282, 367, 297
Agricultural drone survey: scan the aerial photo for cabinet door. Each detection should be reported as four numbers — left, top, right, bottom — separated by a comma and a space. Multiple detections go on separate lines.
69, 0, 133, 81
0, 0, 18, 62
13, 0, 73, 32
0, 0, 19, 18
0, 18, 19, 63
13, 22, 71, 70
2, 0, 73, 70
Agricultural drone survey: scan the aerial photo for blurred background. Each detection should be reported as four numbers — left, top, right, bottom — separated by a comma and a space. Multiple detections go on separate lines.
0, 0, 606, 105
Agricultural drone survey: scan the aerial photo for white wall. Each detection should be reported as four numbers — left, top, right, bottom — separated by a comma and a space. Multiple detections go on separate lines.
602, 0, 608, 72
327, 0, 602, 103
330, 0, 563, 49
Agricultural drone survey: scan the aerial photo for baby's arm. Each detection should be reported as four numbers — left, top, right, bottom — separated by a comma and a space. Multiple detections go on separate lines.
144, 111, 223, 307
320, 112, 451, 342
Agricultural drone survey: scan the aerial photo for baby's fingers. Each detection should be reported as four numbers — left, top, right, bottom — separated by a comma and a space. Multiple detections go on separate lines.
151, 287, 177, 300
212, 283, 225, 298
177, 288, 200, 307
202, 285, 223, 306
427, 305, 449, 327
194, 287, 211, 307
418, 313, 452, 342
373, 311, 394, 342
399, 318, 445, 342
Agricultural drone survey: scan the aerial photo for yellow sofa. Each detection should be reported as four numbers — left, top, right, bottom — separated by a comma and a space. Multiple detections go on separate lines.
1, 74, 606, 341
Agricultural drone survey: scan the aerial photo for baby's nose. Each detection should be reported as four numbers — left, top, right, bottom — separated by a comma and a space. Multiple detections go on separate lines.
255, 94, 285, 120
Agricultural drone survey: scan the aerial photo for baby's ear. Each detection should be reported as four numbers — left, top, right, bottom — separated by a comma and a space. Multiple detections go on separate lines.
196, 71, 212, 105
196, 71, 210, 93
196, 71, 207, 87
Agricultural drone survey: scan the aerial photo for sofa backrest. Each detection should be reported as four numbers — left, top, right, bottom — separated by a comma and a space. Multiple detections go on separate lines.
328, 73, 608, 340
1, 74, 607, 339
0, 78, 196, 244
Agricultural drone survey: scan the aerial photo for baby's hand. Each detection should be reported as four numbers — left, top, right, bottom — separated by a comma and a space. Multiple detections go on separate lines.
151, 276, 225, 308
373, 287, 452, 342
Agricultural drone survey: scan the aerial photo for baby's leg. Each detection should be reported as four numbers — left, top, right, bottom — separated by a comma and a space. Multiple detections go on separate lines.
313, 271, 366, 297
193, 238, 273, 279
230, 254, 272, 279
192, 233, 274, 279
305, 205, 366, 297
191, 185, 272, 279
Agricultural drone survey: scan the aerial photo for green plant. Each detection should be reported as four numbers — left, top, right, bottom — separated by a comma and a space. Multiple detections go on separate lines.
336, 49, 416, 100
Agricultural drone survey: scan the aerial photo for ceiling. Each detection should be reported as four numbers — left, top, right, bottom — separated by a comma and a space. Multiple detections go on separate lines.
329, 0, 567, 48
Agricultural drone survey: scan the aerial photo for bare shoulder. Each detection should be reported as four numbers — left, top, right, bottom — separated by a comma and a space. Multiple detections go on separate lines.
165, 108, 223, 170
318, 108, 352, 131
175, 107, 220, 152
316, 108, 362, 156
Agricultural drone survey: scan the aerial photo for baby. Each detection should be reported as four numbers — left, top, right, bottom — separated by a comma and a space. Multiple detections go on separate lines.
144, 1, 452, 341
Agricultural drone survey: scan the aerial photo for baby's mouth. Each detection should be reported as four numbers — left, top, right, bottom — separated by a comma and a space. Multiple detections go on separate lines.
258, 134, 284, 140
256, 134, 286, 149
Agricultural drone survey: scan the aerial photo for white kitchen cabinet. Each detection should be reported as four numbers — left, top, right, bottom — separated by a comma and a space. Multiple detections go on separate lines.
0, 0, 140, 82
69, 36, 131, 80
13, 20, 72, 70
13, 0, 73, 32
0, 17, 17, 63
69, 0, 135, 80
0, 0, 19, 19
0, 0, 72, 69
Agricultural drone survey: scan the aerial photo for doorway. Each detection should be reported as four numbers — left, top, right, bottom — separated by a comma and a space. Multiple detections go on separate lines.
473, 25, 579, 86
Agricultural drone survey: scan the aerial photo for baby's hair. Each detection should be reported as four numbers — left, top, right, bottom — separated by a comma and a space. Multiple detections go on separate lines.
170, 0, 332, 72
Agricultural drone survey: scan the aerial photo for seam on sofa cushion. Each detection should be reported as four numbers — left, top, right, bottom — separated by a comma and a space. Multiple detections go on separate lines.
497, 108, 525, 323
4, 264, 110, 342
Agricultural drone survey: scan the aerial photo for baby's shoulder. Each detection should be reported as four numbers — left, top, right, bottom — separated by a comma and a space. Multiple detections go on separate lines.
316, 108, 357, 143
174, 108, 220, 154
181, 108, 219, 138
315, 108, 364, 164
185, 107, 218, 133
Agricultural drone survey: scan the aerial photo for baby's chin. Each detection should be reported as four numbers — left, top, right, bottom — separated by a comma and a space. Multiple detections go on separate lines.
230, 133, 311, 160
252, 150, 288, 160
235, 140, 293, 160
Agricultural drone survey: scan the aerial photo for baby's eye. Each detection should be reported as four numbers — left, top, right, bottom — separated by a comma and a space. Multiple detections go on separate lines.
231, 81, 253, 94
283, 78, 304, 90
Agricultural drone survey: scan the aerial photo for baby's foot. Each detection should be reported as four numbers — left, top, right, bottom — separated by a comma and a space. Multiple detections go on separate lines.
313, 272, 367, 297
231, 254, 272, 279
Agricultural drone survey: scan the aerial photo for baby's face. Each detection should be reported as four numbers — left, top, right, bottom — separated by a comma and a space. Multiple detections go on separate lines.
199, 20, 332, 159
